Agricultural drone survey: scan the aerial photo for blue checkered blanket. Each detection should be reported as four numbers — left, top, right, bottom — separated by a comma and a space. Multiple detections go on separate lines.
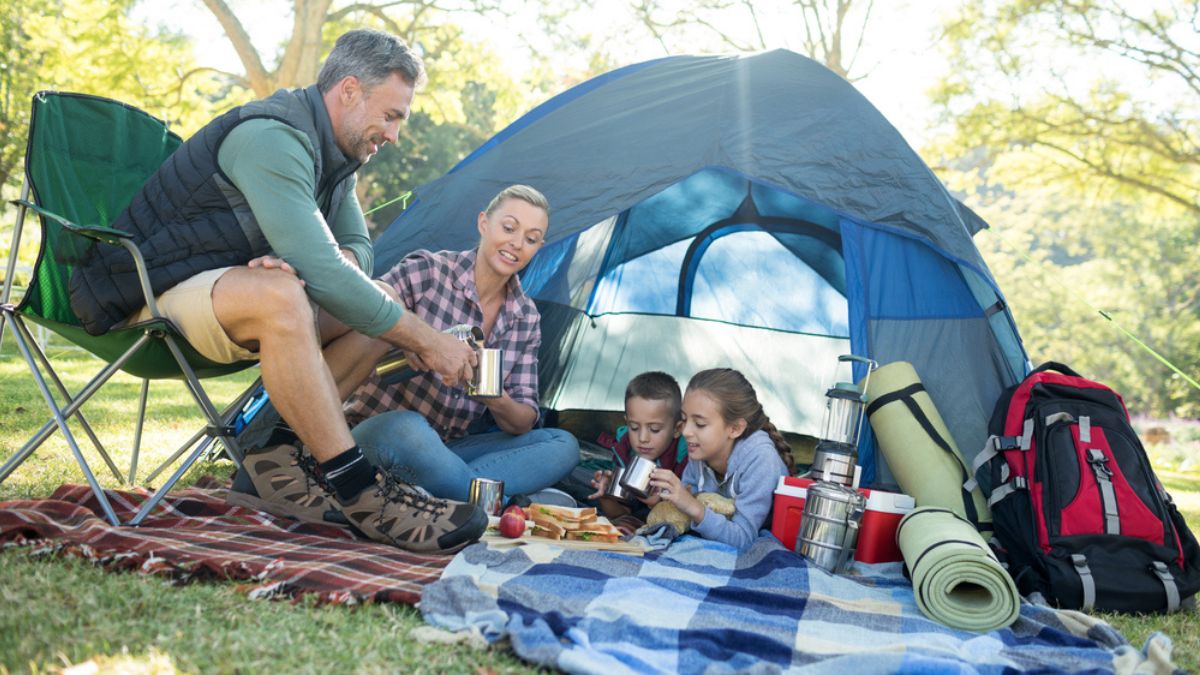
421, 533, 1178, 674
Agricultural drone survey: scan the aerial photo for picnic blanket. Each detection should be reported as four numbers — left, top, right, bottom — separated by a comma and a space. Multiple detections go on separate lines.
422, 533, 1179, 674
0, 480, 451, 604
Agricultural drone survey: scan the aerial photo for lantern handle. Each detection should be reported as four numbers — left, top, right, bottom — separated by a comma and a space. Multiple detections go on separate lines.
837, 355, 878, 401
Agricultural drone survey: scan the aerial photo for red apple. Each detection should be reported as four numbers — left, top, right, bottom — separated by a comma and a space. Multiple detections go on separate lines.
503, 505, 526, 520
498, 512, 526, 538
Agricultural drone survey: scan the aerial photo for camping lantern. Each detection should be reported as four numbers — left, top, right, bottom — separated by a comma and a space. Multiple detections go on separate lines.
808, 355, 877, 486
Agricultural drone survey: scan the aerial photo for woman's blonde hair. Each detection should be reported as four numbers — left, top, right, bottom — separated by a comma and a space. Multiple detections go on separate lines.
686, 368, 794, 473
485, 184, 549, 217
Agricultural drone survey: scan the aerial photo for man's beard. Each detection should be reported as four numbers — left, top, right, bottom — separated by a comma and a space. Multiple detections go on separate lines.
340, 125, 376, 163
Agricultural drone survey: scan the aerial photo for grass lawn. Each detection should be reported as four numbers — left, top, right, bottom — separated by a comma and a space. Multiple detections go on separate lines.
1, 338, 1197, 672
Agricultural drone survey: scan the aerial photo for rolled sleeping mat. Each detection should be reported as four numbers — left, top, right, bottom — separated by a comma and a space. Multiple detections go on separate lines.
897, 506, 1020, 633
864, 361, 991, 531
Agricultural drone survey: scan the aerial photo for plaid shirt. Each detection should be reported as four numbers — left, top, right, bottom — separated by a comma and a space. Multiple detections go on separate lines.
343, 249, 541, 440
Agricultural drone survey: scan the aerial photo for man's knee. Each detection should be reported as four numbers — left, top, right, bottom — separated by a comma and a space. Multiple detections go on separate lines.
257, 270, 313, 320
217, 267, 314, 336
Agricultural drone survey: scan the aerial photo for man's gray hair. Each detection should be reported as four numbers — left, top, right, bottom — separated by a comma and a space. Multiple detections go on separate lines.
317, 29, 427, 94
485, 185, 550, 217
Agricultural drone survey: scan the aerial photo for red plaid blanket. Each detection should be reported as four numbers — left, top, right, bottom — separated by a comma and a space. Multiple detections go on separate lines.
0, 478, 451, 605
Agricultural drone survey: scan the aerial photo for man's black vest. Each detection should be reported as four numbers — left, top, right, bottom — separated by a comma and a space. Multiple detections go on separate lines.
68, 85, 360, 335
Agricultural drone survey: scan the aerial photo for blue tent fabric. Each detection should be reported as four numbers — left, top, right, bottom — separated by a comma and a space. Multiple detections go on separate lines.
373, 50, 1028, 483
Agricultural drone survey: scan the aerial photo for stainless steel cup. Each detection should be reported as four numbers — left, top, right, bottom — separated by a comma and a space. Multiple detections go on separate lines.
605, 467, 631, 499
468, 348, 503, 398
618, 455, 656, 498
468, 477, 505, 515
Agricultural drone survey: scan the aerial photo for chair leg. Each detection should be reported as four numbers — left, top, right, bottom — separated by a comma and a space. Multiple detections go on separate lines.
1, 317, 150, 483
128, 379, 150, 484
6, 319, 121, 526
14, 317, 124, 483
129, 334, 245, 525
142, 375, 261, 484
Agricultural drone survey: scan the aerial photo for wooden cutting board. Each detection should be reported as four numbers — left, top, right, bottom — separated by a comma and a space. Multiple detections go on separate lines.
483, 514, 649, 556
480, 533, 649, 556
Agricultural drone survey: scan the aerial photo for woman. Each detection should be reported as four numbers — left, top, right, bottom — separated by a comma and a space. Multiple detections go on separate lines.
337, 185, 579, 502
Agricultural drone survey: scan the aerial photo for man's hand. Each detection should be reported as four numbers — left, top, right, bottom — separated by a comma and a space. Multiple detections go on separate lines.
248, 255, 303, 285
415, 328, 477, 388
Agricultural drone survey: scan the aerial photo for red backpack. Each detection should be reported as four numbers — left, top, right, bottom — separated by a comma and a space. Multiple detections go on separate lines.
973, 362, 1200, 612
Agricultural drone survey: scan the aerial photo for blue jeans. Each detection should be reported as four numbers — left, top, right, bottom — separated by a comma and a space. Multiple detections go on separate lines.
351, 409, 580, 501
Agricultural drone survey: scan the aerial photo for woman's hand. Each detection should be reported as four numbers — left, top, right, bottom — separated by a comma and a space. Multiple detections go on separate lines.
587, 469, 613, 500
648, 468, 704, 524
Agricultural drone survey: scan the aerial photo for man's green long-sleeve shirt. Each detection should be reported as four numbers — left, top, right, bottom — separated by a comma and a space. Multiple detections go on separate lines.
217, 117, 402, 337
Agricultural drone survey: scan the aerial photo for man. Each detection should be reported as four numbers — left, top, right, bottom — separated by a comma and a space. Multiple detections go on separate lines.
68, 29, 486, 553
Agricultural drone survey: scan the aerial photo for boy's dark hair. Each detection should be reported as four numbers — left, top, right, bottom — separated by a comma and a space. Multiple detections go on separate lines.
625, 371, 682, 420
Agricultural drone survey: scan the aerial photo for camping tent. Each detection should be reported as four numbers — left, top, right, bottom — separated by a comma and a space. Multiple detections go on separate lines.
374, 50, 1030, 485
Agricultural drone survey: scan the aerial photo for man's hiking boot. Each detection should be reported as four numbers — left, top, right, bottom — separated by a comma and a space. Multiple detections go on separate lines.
335, 472, 487, 554
226, 442, 343, 527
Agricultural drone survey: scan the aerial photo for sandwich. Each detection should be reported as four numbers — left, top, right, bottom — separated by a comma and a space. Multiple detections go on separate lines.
565, 521, 622, 544
530, 503, 597, 528
530, 503, 603, 541
530, 518, 567, 540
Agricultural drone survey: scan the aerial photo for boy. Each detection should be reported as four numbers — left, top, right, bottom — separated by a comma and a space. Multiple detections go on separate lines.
589, 371, 687, 528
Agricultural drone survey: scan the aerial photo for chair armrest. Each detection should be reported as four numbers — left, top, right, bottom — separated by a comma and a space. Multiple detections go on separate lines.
10, 198, 162, 318
10, 199, 131, 245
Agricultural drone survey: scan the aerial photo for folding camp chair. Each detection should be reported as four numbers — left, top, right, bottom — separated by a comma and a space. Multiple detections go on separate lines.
0, 91, 255, 525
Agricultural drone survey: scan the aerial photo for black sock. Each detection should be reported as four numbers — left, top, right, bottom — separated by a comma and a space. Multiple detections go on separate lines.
319, 446, 377, 501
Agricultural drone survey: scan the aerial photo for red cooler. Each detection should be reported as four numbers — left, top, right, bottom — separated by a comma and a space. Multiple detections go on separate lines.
771, 476, 914, 563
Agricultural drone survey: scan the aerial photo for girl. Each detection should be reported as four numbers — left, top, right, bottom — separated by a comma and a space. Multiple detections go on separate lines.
648, 368, 792, 550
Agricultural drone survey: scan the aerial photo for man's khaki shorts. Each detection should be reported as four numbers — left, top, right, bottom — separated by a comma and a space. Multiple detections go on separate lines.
126, 267, 257, 364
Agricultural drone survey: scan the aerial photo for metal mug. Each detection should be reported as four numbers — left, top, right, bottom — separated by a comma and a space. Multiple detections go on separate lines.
796, 480, 866, 574
468, 477, 505, 515
377, 325, 486, 382
618, 454, 656, 499
605, 466, 631, 499
469, 348, 503, 398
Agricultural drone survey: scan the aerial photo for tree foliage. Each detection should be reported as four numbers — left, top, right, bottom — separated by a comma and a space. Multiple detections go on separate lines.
929, 0, 1200, 416
0, 0, 237, 196
199, 1, 568, 230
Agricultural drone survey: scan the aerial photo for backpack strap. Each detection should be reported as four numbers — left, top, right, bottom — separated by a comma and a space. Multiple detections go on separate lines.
987, 476, 1028, 507
1044, 411, 1075, 427
966, 428, 1027, 491
975, 417, 1035, 504
1031, 362, 1084, 378
1151, 561, 1181, 613
1085, 445, 1121, 535
1071, 554, 1096, 611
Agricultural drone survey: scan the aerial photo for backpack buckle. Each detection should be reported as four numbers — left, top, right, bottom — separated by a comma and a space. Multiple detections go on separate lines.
996, 436, 1022, 451
1086, 449, 1113, 478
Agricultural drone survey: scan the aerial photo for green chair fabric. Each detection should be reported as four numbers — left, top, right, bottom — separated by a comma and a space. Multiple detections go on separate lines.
1, 91, 254, 525
18, 92, 246, 379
